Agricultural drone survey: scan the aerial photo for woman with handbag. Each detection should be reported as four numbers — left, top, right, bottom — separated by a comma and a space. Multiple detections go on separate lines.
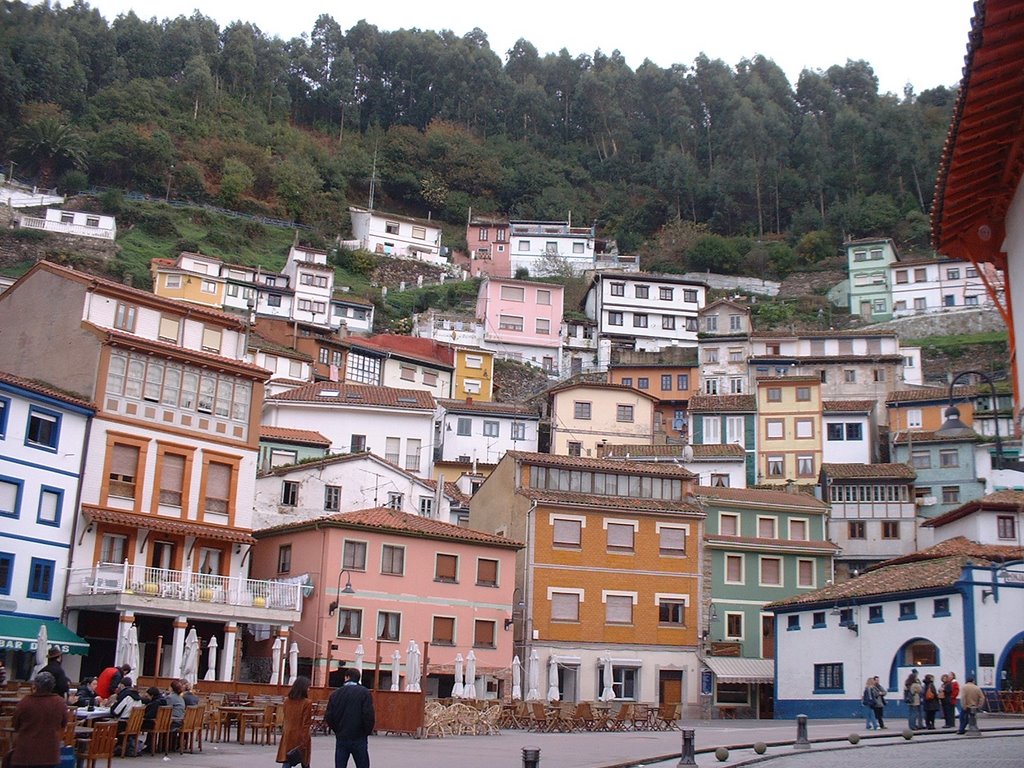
277, 676, 312, 768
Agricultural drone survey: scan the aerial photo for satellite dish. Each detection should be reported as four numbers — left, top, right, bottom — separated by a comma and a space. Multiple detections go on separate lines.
681, 443, 694, 463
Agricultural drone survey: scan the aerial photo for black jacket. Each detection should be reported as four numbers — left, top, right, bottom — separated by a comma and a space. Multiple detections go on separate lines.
40, 660, 70, 697
324, 683, 375, 740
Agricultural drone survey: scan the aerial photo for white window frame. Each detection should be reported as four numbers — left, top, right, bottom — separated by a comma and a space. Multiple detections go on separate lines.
719, 513, 740, 536
724, 610, 744, 640
758, 555, 784, 587
724, 554, 744, 585
796, 558, 816, 589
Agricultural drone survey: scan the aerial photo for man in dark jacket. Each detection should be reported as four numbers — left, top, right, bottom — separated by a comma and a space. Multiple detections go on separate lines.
324, 668, 375, 768
40, 647, 70, 698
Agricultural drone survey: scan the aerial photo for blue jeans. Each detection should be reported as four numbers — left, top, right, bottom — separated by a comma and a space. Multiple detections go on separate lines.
864, 704, 877, 729
908, 704, 922, 729
334, 736, 369, 768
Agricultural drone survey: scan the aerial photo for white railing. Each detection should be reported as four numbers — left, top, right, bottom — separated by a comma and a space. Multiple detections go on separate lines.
69, 562, 302, 612
19, 216, 116, 240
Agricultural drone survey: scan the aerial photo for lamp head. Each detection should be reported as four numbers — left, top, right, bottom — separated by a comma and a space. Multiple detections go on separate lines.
935, 404, 972, 437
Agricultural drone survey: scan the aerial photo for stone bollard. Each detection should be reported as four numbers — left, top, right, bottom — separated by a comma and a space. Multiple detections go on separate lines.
676, 729, 696, 766
966, 707, 982, 737
522, 747, 541, 768
793, 714, 811, 750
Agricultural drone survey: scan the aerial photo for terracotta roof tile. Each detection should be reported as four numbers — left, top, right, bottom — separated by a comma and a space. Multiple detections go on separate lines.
821, 463, 916, 480
438, 399, 539, 417
96, 326, 271, 378
891, 430, 977, 444
693, 485, 829, 510
84, 505, 255, 544
506, 450, 695, 478
259, 426, 331, 447
922, 491, 1024, 527
266, 382, 436, 409
0, 370, 95, 410
360, 334, 455, 367
255, 506, 522, 548
601, 444, 745, 459
688, 394, 757, 412
822, 400, 875, 413
704, 534, 839, 553
693, 444, 747, 458
548, 381, 658, 400
516, 487, 703, 516
768, 537, 1023, 609
886, 386, 976, 404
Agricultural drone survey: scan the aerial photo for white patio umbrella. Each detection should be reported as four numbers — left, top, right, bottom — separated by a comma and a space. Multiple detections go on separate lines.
124, 625, 140, 680
354, 645, 365, 680
181, 628, 200, 686
203, 635, 218, 682
287, 642, 299, 685
464, 650, 477, 699
389, 650, 401, 691
511, 655, 522, 701
452, 653, 465, 698
599, 655, 615, 702
269, 636, 283, 685
409, 643, 422, 693
526, 648, 540, 701
32, 624, 48, 677
547, 655, 560, 702
404, 641, 417, 692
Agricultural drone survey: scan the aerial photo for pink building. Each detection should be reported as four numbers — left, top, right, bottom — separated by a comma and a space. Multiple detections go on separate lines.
460, 214, 511, 278
251, 507, 521, 696
476, 277, 564, 374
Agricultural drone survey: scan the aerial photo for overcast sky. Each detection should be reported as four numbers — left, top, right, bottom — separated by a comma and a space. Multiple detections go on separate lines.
79, 0, 976, 96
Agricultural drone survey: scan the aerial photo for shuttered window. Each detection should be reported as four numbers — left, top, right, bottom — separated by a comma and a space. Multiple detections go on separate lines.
204, 462, 231, 515
605, 595, 633, 624
725, 555, 743, 583
109, 444, 140, 498
473, 620, 496, 648
659, 527, 686, 556
551, 592, 580, 622
552, 518, 581, 547
159, 454, 186, 507
606, 523, 634, 551
435, 554, 458, 582
760, 557, 782, 586
432, 616, 455, 645
476, 558, 498, 587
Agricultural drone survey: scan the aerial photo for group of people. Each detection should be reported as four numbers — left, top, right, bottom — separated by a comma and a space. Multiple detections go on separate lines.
863, 669, 987, 735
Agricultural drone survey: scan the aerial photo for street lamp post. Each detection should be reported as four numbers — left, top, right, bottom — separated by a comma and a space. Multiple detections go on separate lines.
935, 370, 1024, 471
328, 570, 355, 615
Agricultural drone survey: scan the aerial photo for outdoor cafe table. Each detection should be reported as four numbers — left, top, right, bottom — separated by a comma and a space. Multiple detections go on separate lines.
75, 707, 112, 720
218, 705, 264, 744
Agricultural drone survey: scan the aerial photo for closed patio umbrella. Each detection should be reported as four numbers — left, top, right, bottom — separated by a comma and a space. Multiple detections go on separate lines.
600, 655, 615, 702
464, 650, 477, 699
390, 650, 401, 691
269, 636, 283, 685
124, 625, 140, 680
526, 648, 540, 701
452, 653, 465, 698
181, 628, 200, 686
511, 655, 522, 701
547, 655, 560, 701
405, 641, 421, 692
204, 635, 218, 682
32, 624, 48, 677
287, 642, 299, 685
354, 645, 365, 679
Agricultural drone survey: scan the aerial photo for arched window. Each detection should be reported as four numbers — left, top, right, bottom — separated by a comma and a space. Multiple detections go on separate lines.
902, 640, 939, 666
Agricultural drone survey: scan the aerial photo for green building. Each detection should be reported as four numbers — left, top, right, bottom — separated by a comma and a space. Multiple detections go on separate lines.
696, 485, 836, 719
846, 237, 898, 321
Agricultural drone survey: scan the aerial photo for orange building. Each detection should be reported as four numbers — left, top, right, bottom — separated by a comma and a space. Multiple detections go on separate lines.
470, 451, 704, 707
885, 386, 976, 433
608, 348, 700, 442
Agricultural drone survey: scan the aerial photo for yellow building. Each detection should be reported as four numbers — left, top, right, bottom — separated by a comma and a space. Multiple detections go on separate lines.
452, 347, 495, 401
151, 254, 226, 308
756, 376, 822, 485
549, 382, 657, 457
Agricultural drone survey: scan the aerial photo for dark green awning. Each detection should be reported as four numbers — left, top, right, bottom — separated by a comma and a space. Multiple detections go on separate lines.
0, 615, 90, 655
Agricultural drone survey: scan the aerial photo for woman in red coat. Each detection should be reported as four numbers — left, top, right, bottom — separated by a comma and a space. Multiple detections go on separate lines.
11, 671, 69, 768
276, 676, 312, 768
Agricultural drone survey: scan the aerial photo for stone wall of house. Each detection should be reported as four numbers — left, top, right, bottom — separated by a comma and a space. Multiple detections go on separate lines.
871, 307, 1006, 338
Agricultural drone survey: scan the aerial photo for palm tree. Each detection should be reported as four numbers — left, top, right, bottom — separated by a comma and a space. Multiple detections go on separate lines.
11, 118, 87, 189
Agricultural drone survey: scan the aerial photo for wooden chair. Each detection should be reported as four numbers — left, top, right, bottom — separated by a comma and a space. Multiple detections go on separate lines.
119, 706, 146, 757
77, 720, 118, 768
248, 703, 278, 745
551, 702, 580, 732
654, 702, 680, 730
147, 706, 174, 755
178, 705, 204, 754
574, 701, 600, 731
607, 702, 634, 731
61, 718, 76, 747
630, 703, 651, 731
310, 700, 330, 736
204, 704, 227, 743
526, 701, 551, 732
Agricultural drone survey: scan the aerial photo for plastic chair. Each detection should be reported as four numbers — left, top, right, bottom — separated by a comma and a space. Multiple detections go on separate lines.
77, 720, 118, 768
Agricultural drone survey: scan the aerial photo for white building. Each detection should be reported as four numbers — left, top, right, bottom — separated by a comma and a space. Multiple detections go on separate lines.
583, 273, 706, 368
253, 451, 462, 528
508, 219, 597, 277
282, 245, 336, 327
698, 299, 752, 396
331, 291, 374, 334
435, 399, 540, 464
821, 400, 875, 464
18, 209, 116, 240
819, 463, 919, 581
349, 335, 455, 399
248, 333, 314, 396
921, 490, 1024, 548
348, 206, 444, 266
0, 371, 94, 666
262, 382, 436, 477
770, 538, 1024, 718
890, 256, 999, 316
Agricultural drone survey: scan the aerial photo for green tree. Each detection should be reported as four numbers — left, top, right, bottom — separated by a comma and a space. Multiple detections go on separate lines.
11, 117, 87, 187
219, 157, 255, 206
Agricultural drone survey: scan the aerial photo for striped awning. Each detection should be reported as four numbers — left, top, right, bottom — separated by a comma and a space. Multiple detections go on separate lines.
704, 656, 775, 684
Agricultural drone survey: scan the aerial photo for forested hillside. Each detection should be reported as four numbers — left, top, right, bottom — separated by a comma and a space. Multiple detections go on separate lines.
0, 1, 956, 274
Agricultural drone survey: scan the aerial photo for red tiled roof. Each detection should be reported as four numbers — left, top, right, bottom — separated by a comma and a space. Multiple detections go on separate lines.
266, 382, 436, 410
255, 507, 522, 548
0, 370, 95, 410
822, 400, 875, 413
891, 430, 977, 444
865, 536, 1023, 569
703, 534, 839, 553
821, 463, 916, 480
360, 334, 455, 367
548, 381, 658, 400
83, 505, 255, 544
921, 491, 1024, 528
31, 260, 244, 327
506, 450, 695, 478
693, 485, 828, 510
516, 487, 703, 516
755, 375, 821, 384
331, 291, 374, 307
886, 386, 976, 404
259, 426, 330, 447
94, 326, 271, 379
688, 395, 757, 412
601, 444, 745, 459
438, 399, 539, 417
693, 444, 746, 458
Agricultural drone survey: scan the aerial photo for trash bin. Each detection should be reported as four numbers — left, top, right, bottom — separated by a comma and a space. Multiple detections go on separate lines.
59, 744, 76, 768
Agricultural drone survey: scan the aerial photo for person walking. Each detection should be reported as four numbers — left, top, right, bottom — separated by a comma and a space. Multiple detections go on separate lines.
325, 668, 375, 768
10, 671, 69, 768
277, 676, 312, 768
861, 677, 879, 729
922, 673, 940, 729
957, 676, 986, 734
904, 669, 922, 730
40, 648, 70, 699
871, 676, 887, 729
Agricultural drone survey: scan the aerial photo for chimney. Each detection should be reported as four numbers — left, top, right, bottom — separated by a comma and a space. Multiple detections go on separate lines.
466, 396, 473, 405
785, 479, 798, 494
